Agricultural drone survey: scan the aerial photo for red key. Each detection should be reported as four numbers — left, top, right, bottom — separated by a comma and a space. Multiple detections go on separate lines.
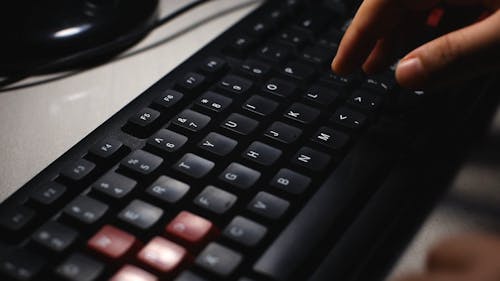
137, 237, 187, 274
110, 265, 158, 281
165, 211, 217, 249
88, 225, 139, 261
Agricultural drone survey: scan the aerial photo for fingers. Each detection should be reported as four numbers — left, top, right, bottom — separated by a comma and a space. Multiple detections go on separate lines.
395, 11, 500, 89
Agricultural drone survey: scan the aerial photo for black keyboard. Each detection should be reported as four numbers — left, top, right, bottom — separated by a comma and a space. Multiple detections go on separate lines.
1, 1, 499, 281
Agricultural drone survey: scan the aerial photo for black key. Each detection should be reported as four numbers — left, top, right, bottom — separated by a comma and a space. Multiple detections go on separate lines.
92, 172, 137, 199
347, 90, 383, 111
118, 200, 163, 230
321, 72, 358, 89
303, 85, 339, 107
29, 182, 66, 206
172, 109, 211, 132
223, 216, 267, 247
175, 271, 208, 281
128, 107, 161, 129
248, 21, 272, 37
219, 163, 261, 190
318, 30, 342, 50
242, 95, 279, 117
32, 221, 78, 252
264, 122, 302, 144
0, 249, 45, 281
292, 147, 331, 172
258, 44, 290, 62
198, 132, 237, 157
276, 28, 309, 48
195, 243, 242, 277
60, 159, 96, 181
55, 253, 104, 281
174, 153, 215, 179
280, 61, 315, 81
121, 150, 163, 176
0, 206, 35, 232
221, 113, 258, 136
331, 107, 367, 130
243, 141, 282, 166
153, 89, 184, 110
247, 192, 289, 220
363, 75, 395, 93
146, 176, 190, 204
148, 129, 188, 154
200, 57, 227, 76
89, 138, 124, 159
268, 9, 286, 24
295, 13, 330, 34
226, 35, 256, 57
284, 103, 320, 125
239, 59, 271, 79
63, 196, 108, 225
196, 91, 232, 112
262, 78, 297, 98
301, 46, 335, 65
218, 75, 253, 95
311, 127, 350, 150
270, 169, 311, 195
177, 72, 206, 92
194, 186, 237, 214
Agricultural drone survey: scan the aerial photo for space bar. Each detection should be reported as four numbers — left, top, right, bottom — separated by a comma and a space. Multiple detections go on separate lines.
253, 137, 394, 281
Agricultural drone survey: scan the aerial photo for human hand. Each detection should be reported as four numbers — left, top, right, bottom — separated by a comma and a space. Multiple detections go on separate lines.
332, 0, 500, 89
392, 233, 500, 281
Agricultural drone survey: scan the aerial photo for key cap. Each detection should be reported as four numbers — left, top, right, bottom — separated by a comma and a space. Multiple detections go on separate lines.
32, 221, 78, 253
331, 107, 367, 130
276, 28, 309, 48
110, 265, 158, 281
0, 249, 45, 281
248, 21, 273, 38
225, 35, 256, 57
320, 72, 358, 89
121, 150, 163, 176
194, 186, 237, 214
262, 78, 297, 98
258, 44, 291, 62
88, 225, 138, 260
221, 113, 259, 136
198, 132, 237, 157
301, 46, 335, 65
175, 271, 207, 281
92, 172, 137, 200
318, 30, 342, 50
128, 108, 161, 133
147, 129, 188, 154
239, 59, 271, 79
60, 159, 96, 181
223, 216, 267, 247
0, 206, 35, 233
347, 90, 383, 111
219, 163, 261, 190
177, 72, 206, 92
118, 200, 163, 230
165, 211, 217, 249
292, 147, 331, 172
280, 61, 315, 81
247, 192, 289, 220
146, 176, 190, 204
196, 91, 232, 113
264, 122, 302, 144
89, 138, 124, 160
138, 237, 187, 274
295, 12, 330, 34
270, 168, 311, 195
303, 85, 339, 107
55, 253, 104, 281
153, 89, 184, 110
29, 182, 66, 206
200, 57, 227, 77
242, 95, 279, 117
311, 127, 350, 150
284, 103, 320, 125
218, 75, 253, 95
172, 109, 211, 133
363, 75, 395, 94
173, 153, 215, 179
195, 243, 242, 277
243, 142, 282, 166
63, 196, 108, 225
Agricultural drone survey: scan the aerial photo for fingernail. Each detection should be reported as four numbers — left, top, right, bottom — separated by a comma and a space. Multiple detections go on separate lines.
396, 57, 426, 88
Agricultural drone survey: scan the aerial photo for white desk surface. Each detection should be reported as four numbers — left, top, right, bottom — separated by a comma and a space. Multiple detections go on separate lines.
2, 1, 500, 279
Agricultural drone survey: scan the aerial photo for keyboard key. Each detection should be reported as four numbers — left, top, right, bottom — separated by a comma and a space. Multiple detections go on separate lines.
243, 141, 282, 166
110, 265, 158, 281
248, 21, 273, 37
218, 75, 253, 95
264, 122, 302, 144
280, 61, 315, 81
128, 108, 161, 130
292, 147, 331, 172
148, 129, 188, 154
262, 78, 297, 98
303, 85, 339, 107
200, 57, 227, 76
198, 132, 237, 157
363, 76, 395, 93
88, 225, 138, 260
284, 103, 320, 125
320, 72, 358, 88
89, 138, 124, 159
55, 253, 104, 281
0, 206, 35, 234
173, 153, 215, 179
311, 127, 349, 150
221, 113, 258, 136
223, 216, 267, 247
331, 107, 367, 130
239, 59, 271, 79
194, 186, 237, 214
242, 95, 279, 117
247, 192, 290, 220
276, 28, 309, 48
121, 150, 163, 176
347, 90, 383, 111
295, 13, 330, 34
219, 163, 261, 190
258, 44, 291, 62
301, 45, 335, 65
177, 72, 206, 92
153, 89, 184, 110
138, 237, 187, 274
225, 35, 256, 57
29, 182, 66, 206
60, 159, 96, 181
32, 221, 78, 253
172, 109, 211, 132
195, 243, 242, 277
146, 176, 190, 204
118, 200, 163, 230
270, 169, 311, 195
175, 271, 207, 281
0, 249, 45, 281
63, 196, 108, 225
165, 211, 216, 248
196, 91, 232, 112
92, 172, 137, 200
318, 30, 342, 50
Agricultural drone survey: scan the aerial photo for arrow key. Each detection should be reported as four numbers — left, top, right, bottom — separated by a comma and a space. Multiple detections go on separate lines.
247, 192, 289, 220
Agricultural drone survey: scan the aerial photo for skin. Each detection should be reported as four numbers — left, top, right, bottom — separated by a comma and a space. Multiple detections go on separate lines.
332, 0, 500, 89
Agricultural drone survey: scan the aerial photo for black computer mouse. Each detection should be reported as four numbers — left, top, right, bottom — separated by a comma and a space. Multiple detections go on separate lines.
0, 0, 159, 75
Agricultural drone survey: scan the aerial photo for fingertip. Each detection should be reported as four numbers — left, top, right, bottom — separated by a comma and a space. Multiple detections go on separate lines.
395, 57, 428, 89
